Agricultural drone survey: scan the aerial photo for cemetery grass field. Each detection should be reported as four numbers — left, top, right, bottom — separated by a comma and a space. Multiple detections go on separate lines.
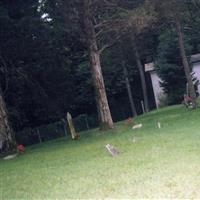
1, 105, 200, 199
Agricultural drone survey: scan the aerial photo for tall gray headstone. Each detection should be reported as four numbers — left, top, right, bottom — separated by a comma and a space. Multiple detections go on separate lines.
67, 112, 77, 140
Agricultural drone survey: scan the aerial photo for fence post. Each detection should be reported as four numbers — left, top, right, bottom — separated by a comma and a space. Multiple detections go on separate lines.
62, 119, 68, 138
37, 129, 42, 143
85, 114, 90, 129
141, 100, 145, 114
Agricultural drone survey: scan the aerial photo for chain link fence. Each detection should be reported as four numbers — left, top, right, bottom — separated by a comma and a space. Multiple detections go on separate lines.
15, 114, 97, 146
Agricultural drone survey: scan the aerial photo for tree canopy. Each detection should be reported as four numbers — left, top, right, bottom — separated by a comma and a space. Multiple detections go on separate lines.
1, 0, 200, 149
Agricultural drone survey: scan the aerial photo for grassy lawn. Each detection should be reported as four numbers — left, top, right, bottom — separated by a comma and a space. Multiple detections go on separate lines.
1, 105, 200, 199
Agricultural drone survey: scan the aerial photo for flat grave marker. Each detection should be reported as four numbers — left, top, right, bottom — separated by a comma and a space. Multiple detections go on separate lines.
132, 124, 143, 130
105, 144, 120, 157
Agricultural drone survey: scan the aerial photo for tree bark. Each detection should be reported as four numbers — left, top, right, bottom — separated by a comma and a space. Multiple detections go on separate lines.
122, 61, 137, 117
133, 44, 150, 112
175, 18, 196, 104
83, 0, 114, 130
0, 89, 15, 152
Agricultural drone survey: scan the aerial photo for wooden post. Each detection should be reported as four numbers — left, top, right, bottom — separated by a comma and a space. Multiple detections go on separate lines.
141, 100, 145, 114
37, 129, 42, 143
62, 119, 68, 138
66, 112, 77, 140
85, 115, 90, 130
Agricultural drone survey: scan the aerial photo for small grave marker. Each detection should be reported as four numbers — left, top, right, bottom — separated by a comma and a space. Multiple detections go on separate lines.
157, 121, 161, 129
132, 138, 136, 143
132, 137, 140, 143
105, 144, 120, 157
131, 136, 140, 143
132, 124, 142, 130
3, 154, 18, 160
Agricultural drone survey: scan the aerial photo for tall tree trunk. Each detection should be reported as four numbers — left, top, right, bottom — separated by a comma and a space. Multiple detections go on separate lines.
133, 43, 150, 112
83, 0, 114, 130
0, 89, 15, 152
122, 61, 137, 117
175, 18, 196, 103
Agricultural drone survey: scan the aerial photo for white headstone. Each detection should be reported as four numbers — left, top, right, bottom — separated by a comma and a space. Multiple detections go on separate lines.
157, 121, 161, 129
132, 124, 143, 130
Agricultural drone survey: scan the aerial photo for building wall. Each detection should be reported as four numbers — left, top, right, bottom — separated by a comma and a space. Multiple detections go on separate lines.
192, 62, 200, 94
147, 60, 200, 108
150, 71, 164, 108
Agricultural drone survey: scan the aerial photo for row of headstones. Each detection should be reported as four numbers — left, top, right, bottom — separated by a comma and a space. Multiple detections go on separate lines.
67, 114, 162, 156
106, 121, 162, 157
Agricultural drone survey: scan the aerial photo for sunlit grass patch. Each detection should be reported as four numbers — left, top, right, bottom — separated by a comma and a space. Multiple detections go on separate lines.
1, 105, 200, 199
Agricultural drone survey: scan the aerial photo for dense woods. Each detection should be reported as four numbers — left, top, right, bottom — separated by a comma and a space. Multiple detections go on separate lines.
1, 0, 200, 150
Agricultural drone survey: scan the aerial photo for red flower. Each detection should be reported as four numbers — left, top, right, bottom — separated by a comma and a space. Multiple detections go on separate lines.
17, 144, 25, 153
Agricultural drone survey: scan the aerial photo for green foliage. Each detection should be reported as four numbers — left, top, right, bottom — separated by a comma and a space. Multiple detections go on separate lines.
0, 1, 87, 131
157, 63, 186, 104
155, 29, 189, 104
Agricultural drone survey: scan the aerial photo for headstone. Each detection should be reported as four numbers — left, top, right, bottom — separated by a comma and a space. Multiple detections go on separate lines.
105, 144, 120, 157
132, 124, 143, 130
157, 121, 161, 129
132, 137, 140, 143
3, 154, 18, 160
67, 112, 77, 140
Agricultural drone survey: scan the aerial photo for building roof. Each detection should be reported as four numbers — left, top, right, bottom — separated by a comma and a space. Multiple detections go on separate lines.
145, 62, 155, 72
144, 53, 200, 72
190, 53, 200, 63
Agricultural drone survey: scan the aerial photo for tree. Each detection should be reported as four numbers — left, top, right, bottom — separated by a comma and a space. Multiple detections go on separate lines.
132, 40, 150, 112
155, 29, 188, 104
122, 60, 137, 117
185, 2, 200, 53
150, 0, 197, 105
0, 3, 16, 151
115, 2, 156, 112
82, 0, 114, 130
43, 0, 118, 130
0, 60, 15, 151
0, 0, 87, 132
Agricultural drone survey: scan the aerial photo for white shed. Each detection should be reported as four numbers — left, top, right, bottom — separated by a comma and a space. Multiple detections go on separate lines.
145, 54, 200, 108
145, 62, 164, 108
191, 54, 200, 93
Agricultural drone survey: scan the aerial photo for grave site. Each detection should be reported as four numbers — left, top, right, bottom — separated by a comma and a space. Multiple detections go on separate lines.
1, 0, 200, 199
1, 105, 200, 199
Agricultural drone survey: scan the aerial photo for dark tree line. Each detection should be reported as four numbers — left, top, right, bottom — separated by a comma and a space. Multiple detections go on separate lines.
1, 0, 200, 151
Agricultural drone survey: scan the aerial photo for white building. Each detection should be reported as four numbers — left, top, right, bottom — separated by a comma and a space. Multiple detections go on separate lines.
145, 54, 200, 108
191, 54, 200, 93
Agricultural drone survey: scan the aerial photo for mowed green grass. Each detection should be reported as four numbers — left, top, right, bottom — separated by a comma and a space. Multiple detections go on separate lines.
1, 105, 200, 199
